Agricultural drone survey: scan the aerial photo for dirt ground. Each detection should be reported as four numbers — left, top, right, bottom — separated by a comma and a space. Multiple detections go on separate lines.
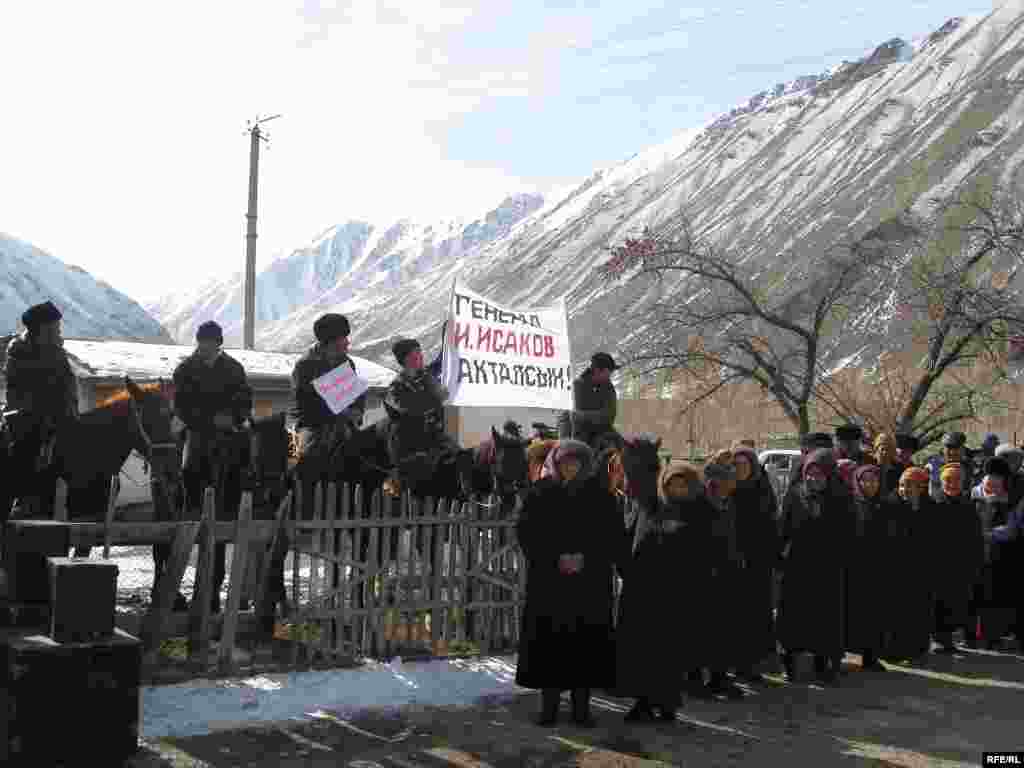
127, 647, 1024, 768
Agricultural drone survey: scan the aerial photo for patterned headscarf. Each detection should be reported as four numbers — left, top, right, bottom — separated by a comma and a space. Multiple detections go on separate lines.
900, 466, 930, 486
541, 439, 593, 487
852, 464, 880, 500
730, 445, 761, 484
658, 463, 700, 505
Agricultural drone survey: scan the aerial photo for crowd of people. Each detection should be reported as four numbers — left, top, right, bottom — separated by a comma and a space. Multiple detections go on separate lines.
515, 396, 1024, 727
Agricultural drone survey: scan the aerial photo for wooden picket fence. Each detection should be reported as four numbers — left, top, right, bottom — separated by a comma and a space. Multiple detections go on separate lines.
282, 482, 524, 661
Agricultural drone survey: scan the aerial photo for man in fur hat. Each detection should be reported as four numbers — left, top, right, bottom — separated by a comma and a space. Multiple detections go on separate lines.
290, 313, 367, 466
3, 301, 79, 519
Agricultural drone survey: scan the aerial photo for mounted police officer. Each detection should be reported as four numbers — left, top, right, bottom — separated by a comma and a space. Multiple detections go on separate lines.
172, 320, 252, 611
557, 352, 619, 450
384, 337, 458, 492
3, 300, 79, 520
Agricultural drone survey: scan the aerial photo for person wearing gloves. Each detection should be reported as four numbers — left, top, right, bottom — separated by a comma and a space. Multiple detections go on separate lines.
515, 439, 628, 727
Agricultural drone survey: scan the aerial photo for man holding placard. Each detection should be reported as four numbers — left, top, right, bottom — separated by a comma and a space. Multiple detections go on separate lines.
289, 313, 368, 488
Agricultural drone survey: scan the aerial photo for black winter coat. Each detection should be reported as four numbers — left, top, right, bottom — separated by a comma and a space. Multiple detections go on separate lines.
844, 494, 894, 653
289, 346, 366, 431
932, 495, 983, 632
172, 352, 252, 433
557, 368, 617, 444
729, 472, 780, 665
515, 476, 629, 691
3, 333, 78, 422
615, 493, 722, 697
777, 480, 850, 656
884, 494, 936, 660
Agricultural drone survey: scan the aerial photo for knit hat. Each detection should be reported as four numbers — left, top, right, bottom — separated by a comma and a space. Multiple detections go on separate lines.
314, 313, 350, 344
995, 444, 1024, 474
21, 300, 62, 331
942, 431, 967, 449
939, 463, 962, 482
659, 463, 700, 504
852, 464, 880, 498
392, 338, 421, 366
900, 466, 930, 485
196, 320, 223, 344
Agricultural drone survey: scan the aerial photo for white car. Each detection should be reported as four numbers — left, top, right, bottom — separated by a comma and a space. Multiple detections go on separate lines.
758, 449, 801, 475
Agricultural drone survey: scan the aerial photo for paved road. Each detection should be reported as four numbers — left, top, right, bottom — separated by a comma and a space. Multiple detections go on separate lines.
131, 648, 1024, 767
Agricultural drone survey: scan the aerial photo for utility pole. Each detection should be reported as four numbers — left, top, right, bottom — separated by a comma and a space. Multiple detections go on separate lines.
242, 114, 281, 350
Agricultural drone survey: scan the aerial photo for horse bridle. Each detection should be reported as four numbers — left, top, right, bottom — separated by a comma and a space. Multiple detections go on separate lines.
129, 396, 178, 474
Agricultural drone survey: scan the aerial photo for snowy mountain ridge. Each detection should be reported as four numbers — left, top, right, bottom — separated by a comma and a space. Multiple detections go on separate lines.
0, 232, 172, 342
152, 6, 1024, 372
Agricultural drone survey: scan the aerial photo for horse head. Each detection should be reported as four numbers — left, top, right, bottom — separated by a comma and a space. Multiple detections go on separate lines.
123, 377, 179, 480
490, 424, 528, 496
621, 433, 662, 506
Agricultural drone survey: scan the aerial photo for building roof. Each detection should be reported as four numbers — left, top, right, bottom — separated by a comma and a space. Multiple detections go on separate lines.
0, 336, 397, 390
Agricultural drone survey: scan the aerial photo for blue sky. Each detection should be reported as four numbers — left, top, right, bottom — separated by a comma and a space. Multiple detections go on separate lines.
0, 1, 1001, 301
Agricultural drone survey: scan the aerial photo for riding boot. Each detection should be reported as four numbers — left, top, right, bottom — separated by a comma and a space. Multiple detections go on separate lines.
782, 652, 796, 682
571, 687, 595, 727
536, 688, 560, 726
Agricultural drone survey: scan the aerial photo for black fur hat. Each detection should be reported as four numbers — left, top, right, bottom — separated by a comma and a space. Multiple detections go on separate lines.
314, 313, 350, 344
942, 431, 967, 449
21, 300, 62, 331
196, 320, 223, 343
983, 456, 1012, 481
835, 424, 863, 441
895, 433, 920, 452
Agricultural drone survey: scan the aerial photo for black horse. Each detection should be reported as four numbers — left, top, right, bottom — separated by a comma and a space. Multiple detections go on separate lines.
2, 377, 178, 538
458, 422, 529, 499
155, 411, 293, 613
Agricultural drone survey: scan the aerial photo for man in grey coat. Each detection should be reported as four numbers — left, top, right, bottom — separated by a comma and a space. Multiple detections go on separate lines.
558, 352, 619, 449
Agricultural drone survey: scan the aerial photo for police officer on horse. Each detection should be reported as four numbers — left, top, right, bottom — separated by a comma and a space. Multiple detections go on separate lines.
3, 300, 79, 520
172, 320, 252, 611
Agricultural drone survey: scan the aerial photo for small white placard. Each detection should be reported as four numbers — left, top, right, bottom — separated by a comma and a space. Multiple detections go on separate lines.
311, 362, 370, 415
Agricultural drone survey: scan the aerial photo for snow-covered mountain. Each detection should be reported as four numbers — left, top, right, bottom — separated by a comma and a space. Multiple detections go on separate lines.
0, 233, 171, 341
149, 194, 545, 347
153, 4, 1024, 369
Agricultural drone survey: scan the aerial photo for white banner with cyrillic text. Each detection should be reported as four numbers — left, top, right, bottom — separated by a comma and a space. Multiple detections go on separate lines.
442, 280, 573, 409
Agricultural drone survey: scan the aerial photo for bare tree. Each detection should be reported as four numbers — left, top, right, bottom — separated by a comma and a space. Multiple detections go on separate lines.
601, 215, 907, 435
825, 187, 1024, 443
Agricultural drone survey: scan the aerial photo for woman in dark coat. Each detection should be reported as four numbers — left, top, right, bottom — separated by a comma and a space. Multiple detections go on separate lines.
844, 464, 891, 670
973, 458, 1017, 649
730, 445, 779, 682
777, 448, 849, 684
884, 466, 935, 662
932, 463, 984, 653
615, 462, 719, 722
515, 438, 628, 727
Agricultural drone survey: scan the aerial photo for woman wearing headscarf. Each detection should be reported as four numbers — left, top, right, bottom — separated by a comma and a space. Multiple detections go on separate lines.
729, 445, 780, 682
515, 439, 629, 727
874, 432, 903, 499
527, 439, 557, 484
885, 466, 935, 661
994, 443, 1024, 508
931, 463, 984, 654
615, 462, 719, 722
844, 464, 891, 670
777, 448, 850, 685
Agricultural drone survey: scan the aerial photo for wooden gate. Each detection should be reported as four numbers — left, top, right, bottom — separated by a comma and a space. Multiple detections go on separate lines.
283, 482, 523, 660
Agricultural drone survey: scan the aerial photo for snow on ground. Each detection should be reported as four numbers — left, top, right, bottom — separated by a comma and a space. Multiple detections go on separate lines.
141, 654, 525, 739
